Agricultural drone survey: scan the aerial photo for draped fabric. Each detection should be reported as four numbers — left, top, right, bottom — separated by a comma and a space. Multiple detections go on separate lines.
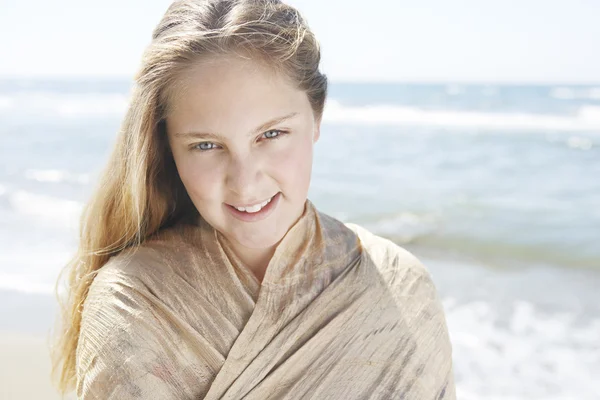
76, 200, 455, 399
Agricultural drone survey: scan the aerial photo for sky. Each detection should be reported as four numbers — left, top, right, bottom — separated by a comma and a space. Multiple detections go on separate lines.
1, 0, 599, 83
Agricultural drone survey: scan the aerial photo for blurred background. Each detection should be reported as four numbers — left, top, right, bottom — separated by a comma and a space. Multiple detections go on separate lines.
1, 0, 599, 399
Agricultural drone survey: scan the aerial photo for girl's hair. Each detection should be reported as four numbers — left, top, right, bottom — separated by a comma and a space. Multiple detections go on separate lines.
50, 0, 327, 394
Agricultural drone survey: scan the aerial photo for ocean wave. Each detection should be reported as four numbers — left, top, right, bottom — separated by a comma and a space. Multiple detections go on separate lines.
8, 190, 82, 227
24, 169, 90, 184
357, 211, 441, 244
0, 91, 129, 118
358, 209, 599, 270
3, 89, 600, 131
566, 135, 594, 150
322, 100, 600, 132
550, 87, 600, 100
0, 246, 74, 295
0, 273, 54, 295
410, 233, 599, 271
445, 297, 600, 399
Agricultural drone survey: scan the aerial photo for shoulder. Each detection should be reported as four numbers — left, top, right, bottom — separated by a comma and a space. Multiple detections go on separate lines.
344, 222, 426, 273
77, 227, 192, 386
79, 223, 202, 351
344, 222, 437, 299
346, 222, 455, 395
77, 252, 165, 392
76, 222, 224, 397
90, 222, 202, 291
80, 222, 206, 329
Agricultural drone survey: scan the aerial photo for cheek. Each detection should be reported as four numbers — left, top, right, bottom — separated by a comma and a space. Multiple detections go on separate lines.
270, 137, 313, 187
174, 154, 222, 201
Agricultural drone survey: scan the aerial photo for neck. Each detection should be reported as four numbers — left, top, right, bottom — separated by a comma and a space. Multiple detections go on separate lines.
227, 241, 277, 283
212, 200, 311, 284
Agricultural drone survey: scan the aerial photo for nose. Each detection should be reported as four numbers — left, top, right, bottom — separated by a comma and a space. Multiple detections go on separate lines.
225, 153, 264, 199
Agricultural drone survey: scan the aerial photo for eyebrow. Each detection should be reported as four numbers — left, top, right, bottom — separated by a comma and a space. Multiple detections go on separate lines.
174, 111, 299, 140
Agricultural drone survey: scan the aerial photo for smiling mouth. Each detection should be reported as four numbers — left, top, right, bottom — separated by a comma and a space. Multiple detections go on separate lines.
226, 193, 277, 214
224, 192, 281, 222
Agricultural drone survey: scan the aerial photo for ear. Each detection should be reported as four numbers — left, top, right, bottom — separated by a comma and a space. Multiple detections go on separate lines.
313, 119, 321, 143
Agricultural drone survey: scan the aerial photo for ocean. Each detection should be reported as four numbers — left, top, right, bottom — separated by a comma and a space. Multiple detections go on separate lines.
0, 78, 599, 399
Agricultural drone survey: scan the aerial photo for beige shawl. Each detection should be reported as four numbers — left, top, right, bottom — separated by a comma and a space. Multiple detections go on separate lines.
76, 200, 455, 399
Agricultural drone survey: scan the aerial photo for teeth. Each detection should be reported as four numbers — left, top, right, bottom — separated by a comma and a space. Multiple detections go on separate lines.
234, 195, 273, 213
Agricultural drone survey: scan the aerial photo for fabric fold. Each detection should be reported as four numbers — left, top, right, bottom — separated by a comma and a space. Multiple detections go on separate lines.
76, 199, 455, 399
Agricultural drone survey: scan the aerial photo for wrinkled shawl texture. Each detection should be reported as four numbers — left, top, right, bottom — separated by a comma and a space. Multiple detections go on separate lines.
76, 200, 455, 399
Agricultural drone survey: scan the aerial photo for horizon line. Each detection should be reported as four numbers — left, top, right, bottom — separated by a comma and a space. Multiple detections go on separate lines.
0, 74, 599, 86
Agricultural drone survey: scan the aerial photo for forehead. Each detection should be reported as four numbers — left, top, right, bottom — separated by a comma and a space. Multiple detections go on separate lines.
166, 56, 306, 123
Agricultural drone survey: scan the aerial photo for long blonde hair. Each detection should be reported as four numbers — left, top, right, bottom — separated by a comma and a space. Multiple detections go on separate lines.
50, 0, 327, 394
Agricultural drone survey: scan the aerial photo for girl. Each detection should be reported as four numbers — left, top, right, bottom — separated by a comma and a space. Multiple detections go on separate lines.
51, 1, 455, 398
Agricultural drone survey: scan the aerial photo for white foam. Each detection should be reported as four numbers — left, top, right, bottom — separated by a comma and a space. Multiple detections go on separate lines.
0, 95, 13, 110
577, 105, 600, 122
0, 273, 54, 295
0, 241, 75, 296
323, 100, 600, 132
363, 212, 439, 243
0, 91, 129, 118
445, 298, 600, 399
24, 169, 90, 184
591, 88, 600, 100
9, 190, 82, 228
551, 87, 600, 100
551, 87, 577, 100
567, 136, 594, 150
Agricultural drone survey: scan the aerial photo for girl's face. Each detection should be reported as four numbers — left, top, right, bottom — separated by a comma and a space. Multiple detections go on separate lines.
166, 56, 320, 252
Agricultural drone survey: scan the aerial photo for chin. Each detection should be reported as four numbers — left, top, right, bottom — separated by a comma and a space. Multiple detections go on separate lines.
226, 220, 287, 250
197, 196, 306, 250
233, 231, 283, 250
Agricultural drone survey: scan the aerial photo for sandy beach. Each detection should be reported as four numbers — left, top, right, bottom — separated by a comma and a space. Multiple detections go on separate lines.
0, 289, 75, 400
0, 332, 75, 400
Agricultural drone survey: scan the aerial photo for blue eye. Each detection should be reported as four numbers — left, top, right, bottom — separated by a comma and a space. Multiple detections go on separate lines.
192, 130, 286, 152
263, 129, 285, 139
194, 142, 217, 151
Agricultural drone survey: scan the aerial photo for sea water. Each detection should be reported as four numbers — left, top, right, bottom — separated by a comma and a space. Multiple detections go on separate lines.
0, 78, 599, 399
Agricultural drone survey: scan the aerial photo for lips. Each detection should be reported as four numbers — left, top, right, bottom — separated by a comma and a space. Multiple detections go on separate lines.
227, 194, 276, 213
224, 192, 281, 222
